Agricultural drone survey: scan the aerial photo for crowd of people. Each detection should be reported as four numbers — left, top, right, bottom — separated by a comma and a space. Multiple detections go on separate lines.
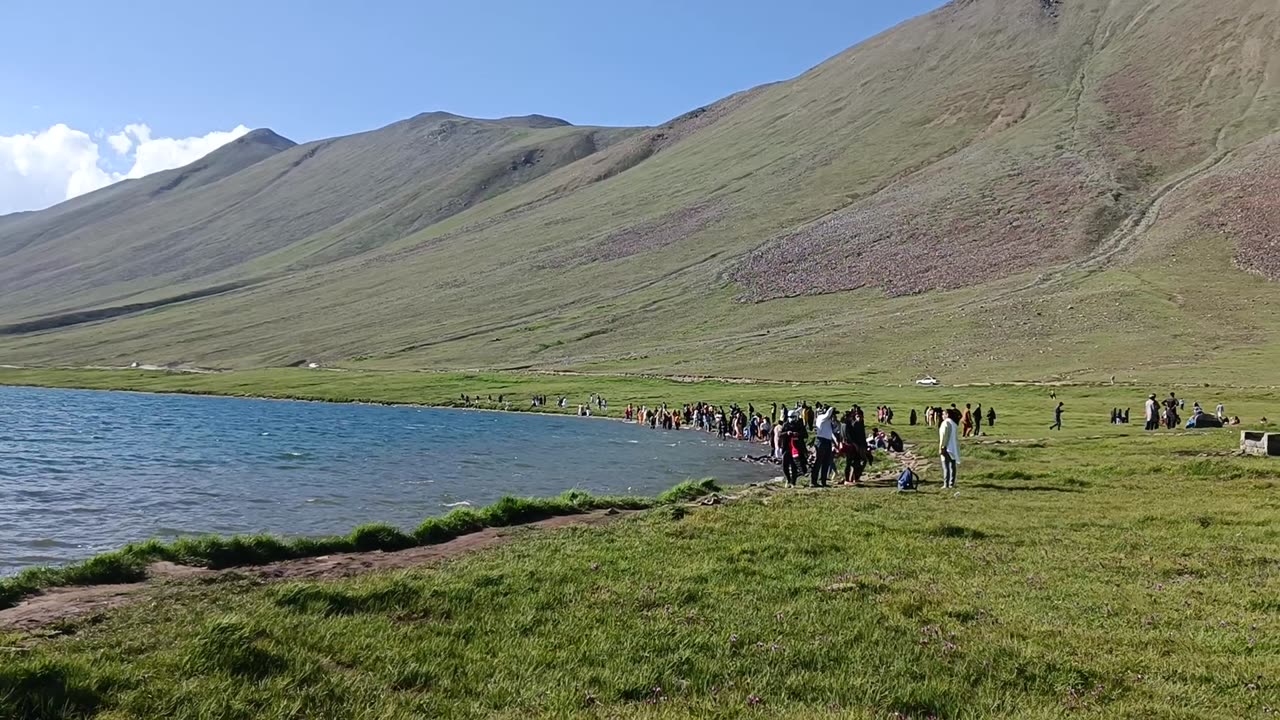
460, 384, 1258, 493
1144, 392, 1243, 429
616, 399, 989, 490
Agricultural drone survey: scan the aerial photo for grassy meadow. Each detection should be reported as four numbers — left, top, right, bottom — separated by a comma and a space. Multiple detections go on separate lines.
0, 368, 1278, 717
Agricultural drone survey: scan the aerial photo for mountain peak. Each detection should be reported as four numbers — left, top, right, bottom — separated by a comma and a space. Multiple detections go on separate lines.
403, 112, 572, 130
229, 128, 297, 152
495, 114, 572, 129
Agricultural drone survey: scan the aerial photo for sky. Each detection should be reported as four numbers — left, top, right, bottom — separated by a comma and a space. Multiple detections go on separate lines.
1, 0, 944, 215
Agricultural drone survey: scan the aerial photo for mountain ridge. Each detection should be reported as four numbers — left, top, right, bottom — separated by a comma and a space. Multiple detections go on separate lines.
2, 0, 1278, 383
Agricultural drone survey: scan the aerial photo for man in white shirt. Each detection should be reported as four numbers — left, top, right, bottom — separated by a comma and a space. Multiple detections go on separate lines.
1144, 394, 1159, 431
939, 408, 961, 489
811, 403, 837, 488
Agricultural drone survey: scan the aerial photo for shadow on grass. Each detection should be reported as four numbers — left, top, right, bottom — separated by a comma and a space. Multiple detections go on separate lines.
968, 483, 1083, 494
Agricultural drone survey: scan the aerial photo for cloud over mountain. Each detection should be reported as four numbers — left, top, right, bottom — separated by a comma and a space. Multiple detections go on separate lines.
0, 123, 250, 214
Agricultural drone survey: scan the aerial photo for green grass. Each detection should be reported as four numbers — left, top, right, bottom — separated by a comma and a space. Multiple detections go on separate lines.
1, 431, 1277, 718
0, 487, 718, 611
1, 371, 1278, 717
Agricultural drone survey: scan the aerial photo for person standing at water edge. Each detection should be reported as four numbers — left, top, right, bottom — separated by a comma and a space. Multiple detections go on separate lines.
811, 404, 836, 488
1050, 402, 1064, 431
939, 408, 960, 489
779, 412, 808, 488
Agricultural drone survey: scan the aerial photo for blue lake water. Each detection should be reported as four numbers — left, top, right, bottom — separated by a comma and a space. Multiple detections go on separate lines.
0, 386, 766, 572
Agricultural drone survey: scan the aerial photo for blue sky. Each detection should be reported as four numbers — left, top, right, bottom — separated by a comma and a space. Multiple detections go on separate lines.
1, 0, 943, 213
6, 0, 943, 140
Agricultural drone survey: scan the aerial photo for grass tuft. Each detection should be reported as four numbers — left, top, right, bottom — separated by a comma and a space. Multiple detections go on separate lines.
349, 523, 417, 553
657, 479, 721, 504
0, 657, 105, 719
185, 617, 286, 679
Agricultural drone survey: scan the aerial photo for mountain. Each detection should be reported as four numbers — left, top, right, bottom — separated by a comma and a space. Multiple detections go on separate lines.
0, 115, 634, 327
2, 0, 1279, 383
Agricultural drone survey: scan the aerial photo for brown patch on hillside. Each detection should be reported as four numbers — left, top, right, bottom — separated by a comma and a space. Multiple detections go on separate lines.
545, 201, 730, 268
1197, 136, 1280, 281
729, 151, 1124, 300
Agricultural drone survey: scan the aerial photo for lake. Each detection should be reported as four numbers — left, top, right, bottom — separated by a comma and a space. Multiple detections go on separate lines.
0, 385, 766, 572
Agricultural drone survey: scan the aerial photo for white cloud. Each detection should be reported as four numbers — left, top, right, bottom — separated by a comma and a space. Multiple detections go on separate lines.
0, 122, 251, 215
122, 123, 249, 179
0, 124, 114, 216
106, 131, 133, 156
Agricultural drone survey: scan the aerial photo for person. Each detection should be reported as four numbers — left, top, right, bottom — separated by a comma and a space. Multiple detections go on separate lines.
962, 404, 974, 438
888, 431, 905, 453
811, 404, 837, 488
843, 407, 868, 485
871, 428, 888, 451
1145, 394, 1159, 431
1216, 403, 1226, 421
910, 408, 918, 426
974, 404, 983, 436
939, 408, 961, 489
1193, 401, 1203, 416
779, 412, 809, 488
986, 407, 996, 428
1122, 408, 1129, 424
1050, 402, 1064, 431
1164, 393, 1180, 429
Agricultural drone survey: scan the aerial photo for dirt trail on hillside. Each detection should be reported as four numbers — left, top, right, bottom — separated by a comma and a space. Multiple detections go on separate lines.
0, 511, 625, 632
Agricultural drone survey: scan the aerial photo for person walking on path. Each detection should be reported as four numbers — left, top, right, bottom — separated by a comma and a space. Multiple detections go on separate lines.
962, 404, 975, 438
811, 404, 837, 488
1050, 402, 1065, 431
939, 408, 961, 489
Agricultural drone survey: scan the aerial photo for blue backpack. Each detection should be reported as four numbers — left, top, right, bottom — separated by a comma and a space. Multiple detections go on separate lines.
897, 468, 918, 491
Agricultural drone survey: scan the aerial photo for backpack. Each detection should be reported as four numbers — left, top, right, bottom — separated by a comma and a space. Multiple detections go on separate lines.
897, 468, 918, 491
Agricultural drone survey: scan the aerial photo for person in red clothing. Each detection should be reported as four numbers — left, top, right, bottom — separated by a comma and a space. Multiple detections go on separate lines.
961, 403, 974, 438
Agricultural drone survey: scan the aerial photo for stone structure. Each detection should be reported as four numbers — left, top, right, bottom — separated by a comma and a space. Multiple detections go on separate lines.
1240, 432, 1280, 457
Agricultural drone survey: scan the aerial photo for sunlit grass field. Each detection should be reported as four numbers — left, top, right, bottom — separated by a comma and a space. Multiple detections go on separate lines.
1, 369, 1278, 718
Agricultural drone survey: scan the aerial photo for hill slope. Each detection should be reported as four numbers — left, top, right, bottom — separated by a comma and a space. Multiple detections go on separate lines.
1, 0, 1278, 382
0, 115, 634, 325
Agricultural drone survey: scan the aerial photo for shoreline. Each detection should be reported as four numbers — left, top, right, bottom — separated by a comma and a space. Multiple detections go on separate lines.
0, 479, 730, 611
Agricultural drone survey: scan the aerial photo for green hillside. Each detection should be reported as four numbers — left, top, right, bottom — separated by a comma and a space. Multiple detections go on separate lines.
2, 0, 1278, 382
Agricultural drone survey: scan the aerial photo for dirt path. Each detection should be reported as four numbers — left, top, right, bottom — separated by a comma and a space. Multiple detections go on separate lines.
0, 511, 626, 633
